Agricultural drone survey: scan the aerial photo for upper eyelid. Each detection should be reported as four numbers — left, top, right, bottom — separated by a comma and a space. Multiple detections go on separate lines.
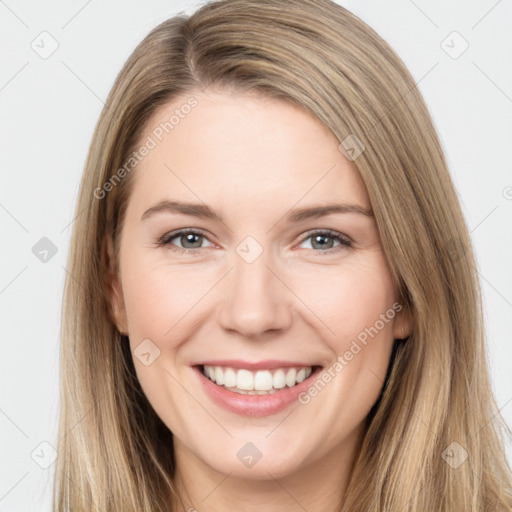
160, 228, 352, 248
160, 228, 213, 246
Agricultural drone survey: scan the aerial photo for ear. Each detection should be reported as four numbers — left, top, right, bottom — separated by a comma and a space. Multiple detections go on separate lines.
105, 234, 129, 335
393, 304, 413, 340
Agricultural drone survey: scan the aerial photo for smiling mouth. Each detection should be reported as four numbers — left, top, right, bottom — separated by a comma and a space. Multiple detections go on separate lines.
199, 364, 321, 395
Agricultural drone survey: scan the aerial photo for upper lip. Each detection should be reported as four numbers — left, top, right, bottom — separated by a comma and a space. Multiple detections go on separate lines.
193, 359, 321, 370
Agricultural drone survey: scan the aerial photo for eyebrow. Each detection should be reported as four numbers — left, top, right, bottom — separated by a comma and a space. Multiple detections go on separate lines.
140, 200, 373, 222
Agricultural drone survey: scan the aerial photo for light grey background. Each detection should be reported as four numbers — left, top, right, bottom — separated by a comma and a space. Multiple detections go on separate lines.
1, 1, 511, 510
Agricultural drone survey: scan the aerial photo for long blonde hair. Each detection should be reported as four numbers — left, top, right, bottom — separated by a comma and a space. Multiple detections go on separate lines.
53, 0, 512, 510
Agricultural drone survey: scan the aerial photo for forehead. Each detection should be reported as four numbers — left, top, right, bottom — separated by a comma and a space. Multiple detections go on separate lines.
126, 90, 370, 216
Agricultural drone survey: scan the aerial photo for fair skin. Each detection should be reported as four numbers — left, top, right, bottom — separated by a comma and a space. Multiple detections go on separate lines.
109, 89, 412, 512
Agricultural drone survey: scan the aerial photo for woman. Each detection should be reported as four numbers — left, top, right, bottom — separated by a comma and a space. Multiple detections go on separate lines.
53, 0, 512, 510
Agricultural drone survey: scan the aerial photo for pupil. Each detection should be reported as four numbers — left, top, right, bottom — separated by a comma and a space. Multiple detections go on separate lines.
313, 234, 332, 250
183, 233, 201, 248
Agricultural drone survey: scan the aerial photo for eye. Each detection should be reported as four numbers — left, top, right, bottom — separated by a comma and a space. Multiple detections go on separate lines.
156, 228, 214, 254
156, 228, 353, 255
297, 229, 352, 253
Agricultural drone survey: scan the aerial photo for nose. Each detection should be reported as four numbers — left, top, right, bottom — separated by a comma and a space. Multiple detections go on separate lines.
216, 248, 293, 338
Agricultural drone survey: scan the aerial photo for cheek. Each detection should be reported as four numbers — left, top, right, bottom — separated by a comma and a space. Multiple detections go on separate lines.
289, 256, 397, 349
119, 259, 214, 433
290, 259, 398, 436
121, 258, 220, 345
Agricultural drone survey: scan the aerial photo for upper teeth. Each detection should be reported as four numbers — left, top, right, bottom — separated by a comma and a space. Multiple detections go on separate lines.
203, 365, 312, 391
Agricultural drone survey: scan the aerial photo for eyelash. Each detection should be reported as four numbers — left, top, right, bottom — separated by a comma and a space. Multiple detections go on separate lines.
155, 228, 353, 255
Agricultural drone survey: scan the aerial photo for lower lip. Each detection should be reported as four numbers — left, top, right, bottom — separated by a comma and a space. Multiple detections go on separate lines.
193, 365, 322, 417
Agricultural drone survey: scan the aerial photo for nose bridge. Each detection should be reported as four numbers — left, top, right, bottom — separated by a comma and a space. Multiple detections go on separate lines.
217, 238, 292, 336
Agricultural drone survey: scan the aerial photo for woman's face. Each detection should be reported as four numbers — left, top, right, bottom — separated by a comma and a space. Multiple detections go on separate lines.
110, 89, 410, 480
